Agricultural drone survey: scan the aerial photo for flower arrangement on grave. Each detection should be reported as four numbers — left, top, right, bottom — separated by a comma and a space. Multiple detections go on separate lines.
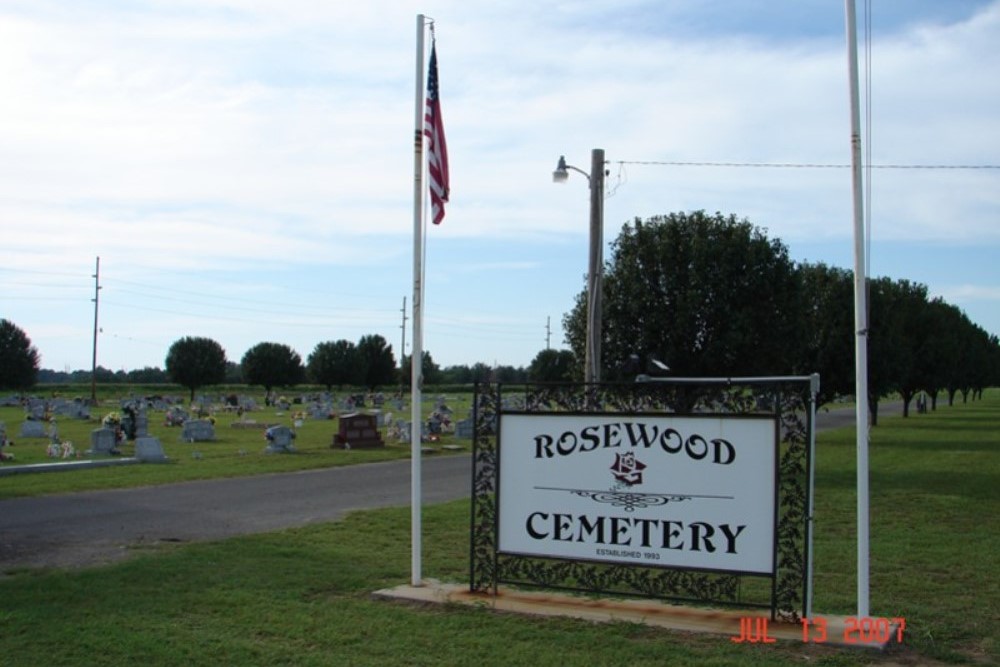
164, 406, 187, 426
101, 412, 126, 444
45, 441, 76, 459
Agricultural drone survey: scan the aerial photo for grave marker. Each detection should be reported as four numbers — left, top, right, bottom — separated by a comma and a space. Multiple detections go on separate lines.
19, 421, 46, 439
332, 413, 384, 449
181, 419, 215, 442
89, 427, 118, 456
265, 425, 297, 453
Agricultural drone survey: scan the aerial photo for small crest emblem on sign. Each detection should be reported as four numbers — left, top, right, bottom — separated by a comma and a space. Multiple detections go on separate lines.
610, 451, 647, 486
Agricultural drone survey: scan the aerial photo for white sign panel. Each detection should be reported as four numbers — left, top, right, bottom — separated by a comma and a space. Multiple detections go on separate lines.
498, 413, 777, 574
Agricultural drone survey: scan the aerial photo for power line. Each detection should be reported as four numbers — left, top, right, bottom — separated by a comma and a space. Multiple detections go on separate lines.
617, 160, 1000, 170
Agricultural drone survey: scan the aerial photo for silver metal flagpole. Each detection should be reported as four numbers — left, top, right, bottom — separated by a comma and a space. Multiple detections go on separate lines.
844, 0, 870, 618
410, 13, 426, 588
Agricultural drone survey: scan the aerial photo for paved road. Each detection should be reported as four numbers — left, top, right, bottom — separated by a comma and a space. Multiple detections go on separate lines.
0, 405, 879, 572
0, 456, 471, 571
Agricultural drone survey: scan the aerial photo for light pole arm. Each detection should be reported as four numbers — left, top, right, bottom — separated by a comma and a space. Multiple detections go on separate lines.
565, 164, 591, 182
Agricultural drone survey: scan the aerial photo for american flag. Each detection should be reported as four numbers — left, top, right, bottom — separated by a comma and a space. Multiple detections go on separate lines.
424, 42, 449, 225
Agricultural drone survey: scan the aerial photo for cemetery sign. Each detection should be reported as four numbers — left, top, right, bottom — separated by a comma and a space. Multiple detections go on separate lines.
471, 378, 818, 621
498, 413, 777, 574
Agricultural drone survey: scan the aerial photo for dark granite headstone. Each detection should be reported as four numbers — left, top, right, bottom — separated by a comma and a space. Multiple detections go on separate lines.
332, 413, 384, 449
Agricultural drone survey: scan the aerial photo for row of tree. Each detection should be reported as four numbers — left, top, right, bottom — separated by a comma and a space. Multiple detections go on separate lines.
163, 335, 534, 400
562, 211, 1000, 421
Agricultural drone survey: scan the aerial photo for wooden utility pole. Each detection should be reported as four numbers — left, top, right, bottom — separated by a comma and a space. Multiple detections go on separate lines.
585, 148, 605, 384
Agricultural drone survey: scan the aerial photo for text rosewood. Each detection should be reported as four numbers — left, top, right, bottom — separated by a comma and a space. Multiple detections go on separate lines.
533, 421, 737, 464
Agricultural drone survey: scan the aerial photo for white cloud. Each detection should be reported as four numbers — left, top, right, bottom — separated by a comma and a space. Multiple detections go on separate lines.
2, 0, 998, 369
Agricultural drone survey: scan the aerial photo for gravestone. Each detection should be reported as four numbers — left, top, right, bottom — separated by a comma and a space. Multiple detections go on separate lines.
20, 421, 46, 439
25, 400, 46, 421
309, 403, 333, 420
393, 420, 430, 444
265, 425, 297, 453
332, 413, 384, 449
135, 436, 168, 462
427, 414, 444, 436
134, 406, 149, 438
395, 420, 411, 443
455, 417, 475, 439
56, 399, 90, 420
181, 419, 215, 442
89, 427, 118, 456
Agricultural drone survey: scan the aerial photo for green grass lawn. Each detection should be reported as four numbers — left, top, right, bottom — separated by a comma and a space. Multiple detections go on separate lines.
1, 389, 997, 665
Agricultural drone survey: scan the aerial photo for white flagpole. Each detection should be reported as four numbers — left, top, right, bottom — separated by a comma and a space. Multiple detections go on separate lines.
844, 0, 870, 618
410, 13, 426, 588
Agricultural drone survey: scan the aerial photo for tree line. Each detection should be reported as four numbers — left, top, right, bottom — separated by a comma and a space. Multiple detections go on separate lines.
11, 332, 531, 399
562, 211, 1000, 422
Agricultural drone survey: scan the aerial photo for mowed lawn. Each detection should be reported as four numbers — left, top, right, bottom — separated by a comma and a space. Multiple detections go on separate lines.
1, 390, 997, 666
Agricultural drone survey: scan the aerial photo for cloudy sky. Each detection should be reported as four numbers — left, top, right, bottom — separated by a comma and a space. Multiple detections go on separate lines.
2, 0, 998, 374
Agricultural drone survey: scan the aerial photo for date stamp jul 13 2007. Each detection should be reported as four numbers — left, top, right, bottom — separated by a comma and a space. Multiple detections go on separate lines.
730, 616, 906, 645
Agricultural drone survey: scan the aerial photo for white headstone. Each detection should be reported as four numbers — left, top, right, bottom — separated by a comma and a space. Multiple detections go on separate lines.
89, 427, 118, 455
181, 419, 215, 442
135, 406, 149, 438
20, 421, 46, 438
455, 417, 475, 439
135, 436, 168, 462
265, 425, 296, 453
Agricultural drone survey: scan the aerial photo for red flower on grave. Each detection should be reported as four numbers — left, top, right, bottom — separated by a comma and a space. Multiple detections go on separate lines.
610, 452, 647, 486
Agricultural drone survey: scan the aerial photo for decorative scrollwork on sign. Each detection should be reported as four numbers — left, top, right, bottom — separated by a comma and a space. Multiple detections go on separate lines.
470, 379, 812, 620
569, 489, 689, 512
533, 486, 732, 512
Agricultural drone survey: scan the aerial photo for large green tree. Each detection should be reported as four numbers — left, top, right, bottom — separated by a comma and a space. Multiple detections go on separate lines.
356, 334, 396, 388
165, 336, 228, 402
865, 277, 921, 424
0, 319, 40, 390
307, 340, 361, 389
914, 298, 962, 411
528, 349, 577, 383
241, 342, 305, 393
399, 350, 442, 386
565, 211, 802, 380
797, 263, 855, 407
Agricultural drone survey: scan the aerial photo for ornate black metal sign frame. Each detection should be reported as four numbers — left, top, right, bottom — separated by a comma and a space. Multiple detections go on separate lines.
470, 377, 816, 621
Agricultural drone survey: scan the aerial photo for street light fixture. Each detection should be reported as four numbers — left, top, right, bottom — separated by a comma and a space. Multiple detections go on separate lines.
552, 148, 605, 384
552, 156, 590, 184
